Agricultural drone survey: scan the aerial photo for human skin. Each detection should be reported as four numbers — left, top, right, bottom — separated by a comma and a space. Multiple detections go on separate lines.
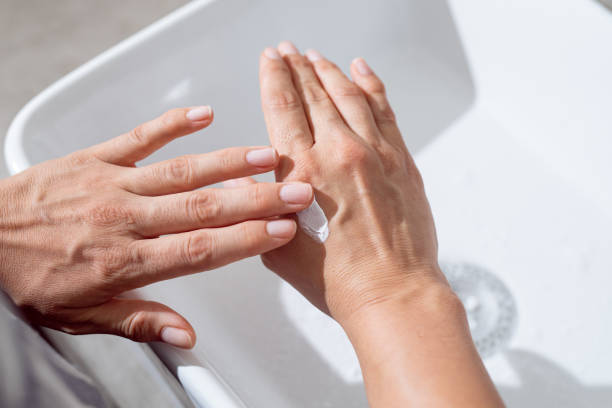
257, 42, 505, 407
0, 106, 314, 348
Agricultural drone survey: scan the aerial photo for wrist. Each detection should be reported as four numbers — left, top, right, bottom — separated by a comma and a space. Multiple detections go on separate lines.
335, 265, 470, 351
329, 264, 458, 325
336, 270, 502, 408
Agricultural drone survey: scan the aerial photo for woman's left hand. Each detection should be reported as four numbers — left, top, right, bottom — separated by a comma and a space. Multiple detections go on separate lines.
0, 106, 312, 348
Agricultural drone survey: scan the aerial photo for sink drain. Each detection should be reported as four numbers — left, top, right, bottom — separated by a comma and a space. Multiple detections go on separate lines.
440, 262, 517, 358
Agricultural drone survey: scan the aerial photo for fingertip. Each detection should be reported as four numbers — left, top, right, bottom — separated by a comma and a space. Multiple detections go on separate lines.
263, 47, 282, 60
305, 49, 323, 63
278, 40, 299, 55
186, 105, 213, 124
245, 146, 278, 168
279, 182, 313, 206
266, 219, 297, 239
351, 57, 373, 76
161, 326, 195, 349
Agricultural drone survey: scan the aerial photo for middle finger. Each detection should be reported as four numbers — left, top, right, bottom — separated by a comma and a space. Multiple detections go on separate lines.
135, 182, 313, 237
277, 41, 346, 139
305, 49, 380, 142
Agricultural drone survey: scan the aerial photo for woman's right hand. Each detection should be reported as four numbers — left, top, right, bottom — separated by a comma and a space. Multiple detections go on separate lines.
258, 42, 446, 321
0, 106, 313, 348
258, 42, 504, 408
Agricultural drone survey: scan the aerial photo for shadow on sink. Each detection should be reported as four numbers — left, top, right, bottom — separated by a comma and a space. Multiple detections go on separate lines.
154, 263, 612, 407
498, 349, 612, 408
162, 262, 369, 406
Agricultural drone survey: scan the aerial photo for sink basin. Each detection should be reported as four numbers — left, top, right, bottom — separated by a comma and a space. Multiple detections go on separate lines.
5, 0, 612, 406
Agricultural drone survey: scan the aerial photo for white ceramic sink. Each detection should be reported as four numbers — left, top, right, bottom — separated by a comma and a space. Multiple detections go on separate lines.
5, 0, 612, 406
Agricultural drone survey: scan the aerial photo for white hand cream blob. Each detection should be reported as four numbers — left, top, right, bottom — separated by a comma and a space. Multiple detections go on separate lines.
296, 198, 329, 242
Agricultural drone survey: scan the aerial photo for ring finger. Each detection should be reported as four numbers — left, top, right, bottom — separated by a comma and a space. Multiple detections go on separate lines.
120, 146, 279, 196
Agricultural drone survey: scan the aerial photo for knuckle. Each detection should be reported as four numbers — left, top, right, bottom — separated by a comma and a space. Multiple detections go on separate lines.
165, 156, 194, 186
366, 77, 386, 95
301, 83, 329, 104
378, 146, 405, 174
317, 59, 339, 72
123, 310, 150, 341
376, 103, 397, 123
160, 109, 183, 133
277, 129, 311, 147
265, 62, 290, 75
214, 148, 236, 170
97, 246, 132, 280
288, 55, 309, 68
335, 138, 372, 168
183, 232, 214, 267
187, 190, 221, 224
266, 90, 302, 112
66, 151, 94, 167
329, 83, 362, 99
128, 124, 147, 146
85, 203, 134, 227
238, 222, 262, 253
248, 184, 270, 208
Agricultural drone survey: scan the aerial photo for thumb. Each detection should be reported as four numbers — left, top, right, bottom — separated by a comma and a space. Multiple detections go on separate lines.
88, 298, 196, 348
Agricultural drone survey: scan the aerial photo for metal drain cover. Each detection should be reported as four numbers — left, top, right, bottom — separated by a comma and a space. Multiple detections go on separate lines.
441, 262, 517, 358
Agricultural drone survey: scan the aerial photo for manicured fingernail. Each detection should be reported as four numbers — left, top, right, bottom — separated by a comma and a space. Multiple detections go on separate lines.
353, 58, 373, 75
186, 106, 212, 121
280, 183, 313, 204
246, 147, 277, 167
305, 49, 323, 62
278, 41, 299, 55
161, 327, 193, 348
266, 219, 296, 238
264, 47, 281, 60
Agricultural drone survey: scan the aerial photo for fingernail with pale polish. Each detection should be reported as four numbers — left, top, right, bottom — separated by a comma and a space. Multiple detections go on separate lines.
161, 327, 193, 348
266, 219, 296, 238
186, 106, 212, 121
246, 147, 277, 167
353, 58, 373, 75
278, 41, 299, 55
280, 183, 312, 204
264, 47, 281, 60
305, 49, 323, 62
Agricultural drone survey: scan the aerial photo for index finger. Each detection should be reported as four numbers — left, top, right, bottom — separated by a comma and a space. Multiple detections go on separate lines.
89, 106, 213, 166
259, 47, 313, 155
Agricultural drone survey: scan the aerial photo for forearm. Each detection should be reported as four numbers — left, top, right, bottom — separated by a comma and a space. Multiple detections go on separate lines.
340, 276, 504, 408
